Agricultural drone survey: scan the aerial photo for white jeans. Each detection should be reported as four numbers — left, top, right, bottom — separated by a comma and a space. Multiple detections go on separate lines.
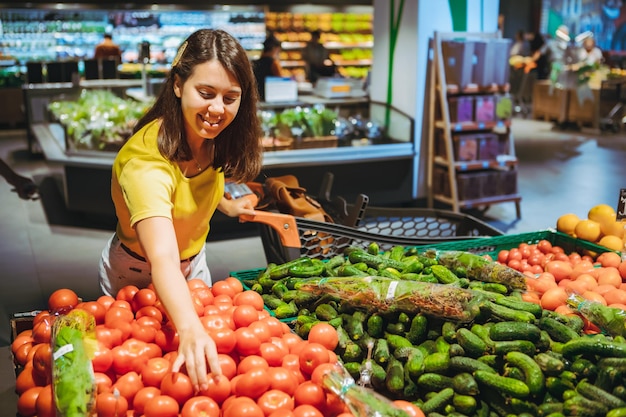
98, 234, 211, 297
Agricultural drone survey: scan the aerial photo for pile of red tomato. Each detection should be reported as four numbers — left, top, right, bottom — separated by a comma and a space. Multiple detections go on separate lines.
12, 277, 423, 417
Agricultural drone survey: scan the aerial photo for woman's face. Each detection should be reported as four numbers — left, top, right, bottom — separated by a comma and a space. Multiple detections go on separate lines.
174, 59, 242, 142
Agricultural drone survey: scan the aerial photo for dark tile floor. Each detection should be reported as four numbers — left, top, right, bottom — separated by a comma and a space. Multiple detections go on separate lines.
0, 116, 625, 413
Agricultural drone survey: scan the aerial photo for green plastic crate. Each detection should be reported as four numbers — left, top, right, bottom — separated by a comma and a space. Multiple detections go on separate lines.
416, 228, 617, 259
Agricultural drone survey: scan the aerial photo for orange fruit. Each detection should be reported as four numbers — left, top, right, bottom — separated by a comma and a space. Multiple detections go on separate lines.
556, 213, 580, 236
597, 266, 623, 288
574, 219, 602, 242
597, 251, 623, 269
600, 220, 625, 239
588, 204, 617, 225
598, 235, 625, 252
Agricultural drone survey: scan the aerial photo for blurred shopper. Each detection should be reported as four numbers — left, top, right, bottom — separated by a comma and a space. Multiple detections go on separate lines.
301, 30, 335, 84
510, 29, 530, 57
0, 158, 38, 200
580, 37, 603, 65
94, 33, 122, 61
253, 36, 284, 101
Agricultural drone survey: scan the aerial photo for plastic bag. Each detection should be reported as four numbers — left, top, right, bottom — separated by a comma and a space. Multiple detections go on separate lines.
51, 309, 97, 417
567, 292, 626, 338
296, 276, 483, 322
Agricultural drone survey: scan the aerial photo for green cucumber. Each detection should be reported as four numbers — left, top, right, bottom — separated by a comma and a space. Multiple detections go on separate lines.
493, 340, 536, 356
423, 351, 450, 374
366, 314, 384, 338
452, 372, 479, 396
493, 296, 543, 318
385, 357, 405, 396
505, 351, 545, 397
431, 264, 459, 284
576, 379, 626, 409
449, 356, 497, 374
489, 321, 542, 343
534, 352, 565, 376
562, 338, 626, 359
474, 369, 531, 399
417, 372, 454, 391
456, 327, 488, 358
538, 316, 581, 343
406, 314, 428, 345
420, 387, 455, 415
314, 303, 338, 321
483, 300, 536, 323
373, 338, 391, 365
269, 257, 312, 279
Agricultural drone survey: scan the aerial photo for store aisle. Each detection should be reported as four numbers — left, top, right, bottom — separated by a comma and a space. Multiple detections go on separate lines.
0, 118, 625, 348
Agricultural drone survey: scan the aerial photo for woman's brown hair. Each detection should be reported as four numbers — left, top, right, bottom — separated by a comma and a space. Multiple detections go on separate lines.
134, 29, 262, 183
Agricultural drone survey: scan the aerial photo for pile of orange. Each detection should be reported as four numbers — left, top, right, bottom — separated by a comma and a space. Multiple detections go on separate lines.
556, 204, 625, 251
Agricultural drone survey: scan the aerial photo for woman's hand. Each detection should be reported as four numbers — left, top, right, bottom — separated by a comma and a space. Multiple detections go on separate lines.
172, 322, 222, 391
218, 195, 256, 217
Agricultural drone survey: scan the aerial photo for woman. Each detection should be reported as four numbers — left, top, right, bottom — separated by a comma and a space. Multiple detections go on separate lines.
98, 29, 263, 390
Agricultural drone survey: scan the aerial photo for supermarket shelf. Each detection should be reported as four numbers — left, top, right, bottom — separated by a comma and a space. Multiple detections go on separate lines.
434, 119, 511, 132
433, 156, 518, 171
432, 193, 523, 212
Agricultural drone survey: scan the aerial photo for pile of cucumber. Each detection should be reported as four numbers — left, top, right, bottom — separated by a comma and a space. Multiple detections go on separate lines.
242, 243, 626, 416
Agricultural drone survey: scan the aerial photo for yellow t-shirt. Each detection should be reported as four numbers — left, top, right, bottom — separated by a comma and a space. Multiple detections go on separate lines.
111, 120, 224, 260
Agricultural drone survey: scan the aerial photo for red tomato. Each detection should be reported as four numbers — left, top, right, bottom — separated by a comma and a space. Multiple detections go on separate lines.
235, 367, 271, 399
268, 410, 296, 417
224, 276, 245, 294
32, 315, 53, 344
111, 371, 143, 404
95, 325, 123, 350
76, 300, 107, 324
235, 327, 261, 356
198, 373, 231, 405
132, 288, 157, 311
306, 323, 339, 351
91, 340, 113, 373
232, 304, 260, 328
155, 322, 180, 353
47, 288, 79, 312
11, 331, 33, 354
266, 366, 299, 396
238, 355, 269, 374
132, 386, 161, 416
14, 342, 34, 367
257, 389, 295, 415
233, 290, 265, 310
130, 321, 158, 343
181, 396, 220, 417
17, 386, 43, 417
105, 306, 135, 326
282, 333, 304, 353
15, 363, 43, 395
188, 278, 209, 291
222, 396, 264, 417
31, 343, 52, 382
292, 404, 324, 417
298, 342, 330, 375
248, 320, 272, 343
116, 285, 139, 303
192, 286, 214, 307
160, 371, 194, 406
218, 353, 238, 380
93, 372, 113, 394
95, 391, 129, 417
107, 319, 133, 341
111, 338, 161, 375
35, 384, 55, 417
261, 316, 286, 338
143, 394, 180, 417
135, 305, 164, 323
310, 362, 339, 386
142, 357, 173, 388
260, 341, 289, 367
293, 381, 326, 409
136, 315, 163, 330
208, 327, 237, 354
392, 400, 426, 417
97, 295, 116, 310
212, 280, 237, 298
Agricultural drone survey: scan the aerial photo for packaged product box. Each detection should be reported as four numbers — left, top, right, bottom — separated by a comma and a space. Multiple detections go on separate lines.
472, 40, 496, 87
448, 96, 474, 123
477, 134, 500, 160
456, 135, 478, 161
441, 40, 475, 89
492, 38, 512, 85
498, 170, 518, 195
475, 95, 495, 123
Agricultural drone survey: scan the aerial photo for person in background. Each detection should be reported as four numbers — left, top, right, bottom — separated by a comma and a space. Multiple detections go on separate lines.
253, 36, 284, 101
94, 33, 122, 62
0, 158, 38, 200
510, 29, 530, 57
301, 30, 335, 84
580, 37, 603, 65
526, 32, 552, 80
98, 29, 263, 391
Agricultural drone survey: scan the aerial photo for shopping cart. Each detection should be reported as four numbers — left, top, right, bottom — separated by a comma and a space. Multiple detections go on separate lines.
240, 173, 504, 264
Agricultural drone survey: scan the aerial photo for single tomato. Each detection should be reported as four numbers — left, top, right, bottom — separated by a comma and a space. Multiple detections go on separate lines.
233, 290, 265, 310
298, 342, 330, 375
257, 389, 295, 415
292, 404, 324, 417
181, 396, 220, 417
306, 323, 339, 351
17, 386, 43, 417
48, 288, 79, 312
293, 381, 325, 409
35, 384, 55, 417
235, 367, 271, 399
115, 285, 139, 303
143, 394, 180, 417
132, 386, 161, 417
235, 327, 261, 356
266, 366, 299, 396
111, 370, 143, 404
95, 391, 129, 417
160, 371, 194, 406
392, 400, 426, 417
198, 373, 231, 405
232, 304, 260, 328
222, 396, 264, 417
142, 357, 172, 388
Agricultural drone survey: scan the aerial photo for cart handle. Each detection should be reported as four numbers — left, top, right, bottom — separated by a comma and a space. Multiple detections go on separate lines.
239, 211, 302, 249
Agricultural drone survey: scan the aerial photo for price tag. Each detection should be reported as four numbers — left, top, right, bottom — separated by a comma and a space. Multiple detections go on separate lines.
454, 124, 462, 131
482, 161, 489, 169
460, 163, 468, 171
478, 122, 485, 129
617, 188, 626, 220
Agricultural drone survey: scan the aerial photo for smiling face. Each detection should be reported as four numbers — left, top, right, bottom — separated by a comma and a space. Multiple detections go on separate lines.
173, 59, 242, 144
